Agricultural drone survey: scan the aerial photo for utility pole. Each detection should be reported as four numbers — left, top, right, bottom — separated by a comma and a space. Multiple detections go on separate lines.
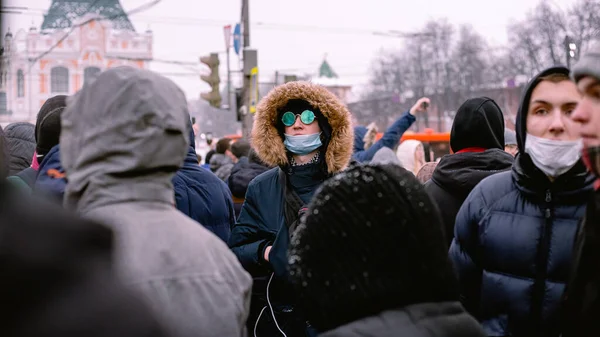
240, 0, 255, 139
224, 25, 232, 110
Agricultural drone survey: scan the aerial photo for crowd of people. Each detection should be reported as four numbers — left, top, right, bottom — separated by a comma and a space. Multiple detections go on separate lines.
2, 41, 600, 337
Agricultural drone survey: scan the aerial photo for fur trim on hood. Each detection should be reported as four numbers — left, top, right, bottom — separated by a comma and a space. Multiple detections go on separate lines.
363, 122, 378, 150
251, 81, 354, 174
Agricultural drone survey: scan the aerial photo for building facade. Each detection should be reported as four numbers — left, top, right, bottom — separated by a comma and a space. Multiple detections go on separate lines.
311, 59, 353, 104
0, 0, 152, 123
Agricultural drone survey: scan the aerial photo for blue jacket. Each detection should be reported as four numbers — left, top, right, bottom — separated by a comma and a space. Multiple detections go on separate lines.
34, 145, 66, 203
229, 165, 324, 305
33, 140, 236, 244
172, 135, 235, 243
449, 67, 594, 337
352, 111, 415, 163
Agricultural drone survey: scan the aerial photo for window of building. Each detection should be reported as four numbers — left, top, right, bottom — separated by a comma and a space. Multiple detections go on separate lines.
84, 66, 101, 85
51, 66, 69, 93
17, 69, 24, 97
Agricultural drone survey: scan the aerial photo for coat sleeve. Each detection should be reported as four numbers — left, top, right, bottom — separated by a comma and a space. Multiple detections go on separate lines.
228, 181, 273, 275
353, 111, 416, 163
449, 183, 486, 318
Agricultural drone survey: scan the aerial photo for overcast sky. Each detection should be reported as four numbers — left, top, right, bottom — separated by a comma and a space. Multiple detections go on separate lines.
2, 0, 575, 101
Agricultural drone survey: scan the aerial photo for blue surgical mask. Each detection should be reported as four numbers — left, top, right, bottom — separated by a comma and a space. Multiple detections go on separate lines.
284, 132, 322, 155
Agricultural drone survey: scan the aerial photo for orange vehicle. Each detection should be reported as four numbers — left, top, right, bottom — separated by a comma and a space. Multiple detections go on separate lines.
375, 128, 451, 159
224, 129, 452, 158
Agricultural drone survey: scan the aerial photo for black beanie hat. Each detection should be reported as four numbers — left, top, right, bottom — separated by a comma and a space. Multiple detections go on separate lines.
35, 95, 67, 156
288, 164, 459, 332
450, 97, 505, 152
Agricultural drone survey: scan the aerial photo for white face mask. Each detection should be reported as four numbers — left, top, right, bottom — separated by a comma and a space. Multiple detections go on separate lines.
524, 133, 583, 177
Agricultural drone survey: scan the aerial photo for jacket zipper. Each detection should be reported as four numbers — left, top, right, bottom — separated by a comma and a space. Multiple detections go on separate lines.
531, 189, 553, 334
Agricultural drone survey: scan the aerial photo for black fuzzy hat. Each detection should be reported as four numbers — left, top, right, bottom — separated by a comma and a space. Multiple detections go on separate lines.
288, 164, 458, 332
35, 95, 67, 157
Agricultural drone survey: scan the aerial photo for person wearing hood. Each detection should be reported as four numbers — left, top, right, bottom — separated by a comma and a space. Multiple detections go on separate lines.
4, 122, 35, 176
172, 122, 236, 242
395, 139, 426, 175
449, 67, 594, 337
8, 95, 66, 191
352, 97, 429, 163
288, 164, 486, 337
1, 125, 167, 337
425, 97, 514, 246
60, 67, 252, 337
227, 147, 272, 218
561, 42, 600, 337
370, 146, 402, 166
229, 81, 354, 336
505, 128, 519, 156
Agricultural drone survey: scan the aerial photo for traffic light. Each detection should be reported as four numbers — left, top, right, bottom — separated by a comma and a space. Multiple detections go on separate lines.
564, 36, 578, 68
200, 53, 221, 108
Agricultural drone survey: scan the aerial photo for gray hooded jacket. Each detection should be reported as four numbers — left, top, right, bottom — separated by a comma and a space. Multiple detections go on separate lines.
60, 67, 252, 337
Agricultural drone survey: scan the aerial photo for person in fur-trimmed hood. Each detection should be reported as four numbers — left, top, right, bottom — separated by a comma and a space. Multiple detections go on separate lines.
229, 81, 354, 337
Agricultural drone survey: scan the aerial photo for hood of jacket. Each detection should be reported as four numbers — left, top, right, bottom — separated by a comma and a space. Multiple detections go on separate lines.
252, 81, 354, 174
396, 139, 422, 173
61, 67, 190, 213
450, 97, 505, 152
371, 147, 401, 166
4, 122, 35, 176
320, 302, 485, 337
512, 66, 595, 196
228, 156, 270, 199
432, 149, 514, 199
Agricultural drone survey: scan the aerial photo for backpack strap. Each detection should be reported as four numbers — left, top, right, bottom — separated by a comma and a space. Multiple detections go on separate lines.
278, 168, 306, 236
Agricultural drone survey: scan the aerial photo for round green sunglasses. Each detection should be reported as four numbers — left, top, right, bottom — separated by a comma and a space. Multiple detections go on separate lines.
281, 110, 316, 127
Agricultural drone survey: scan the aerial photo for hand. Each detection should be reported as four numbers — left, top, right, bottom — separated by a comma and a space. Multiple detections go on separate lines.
410, 97, 431, 115
264, 246, 272, 262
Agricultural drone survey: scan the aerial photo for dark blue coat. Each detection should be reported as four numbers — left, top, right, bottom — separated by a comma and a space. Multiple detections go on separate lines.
229, 165, 323, 291
172, 145, 235, 243
449, 66, 595, 337
352, 111, 415, 163
449, 154, 594, 336
34, 145, 66, 203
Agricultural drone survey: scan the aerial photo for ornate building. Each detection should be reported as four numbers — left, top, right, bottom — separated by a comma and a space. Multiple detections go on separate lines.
0, 0, 153, 123
311, 58, 353, 104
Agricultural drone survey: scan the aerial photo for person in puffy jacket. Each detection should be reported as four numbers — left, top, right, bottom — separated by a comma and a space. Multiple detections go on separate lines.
425, 97, 514, 246
229, 81, 354, 336
352, 97, 429, 162
172, 124, 236, 242
5, 122, 35, 176
60, 67, 251, 337
289, 164, 485, 337
449, 66, 594, 337
11, 95, 66, 190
